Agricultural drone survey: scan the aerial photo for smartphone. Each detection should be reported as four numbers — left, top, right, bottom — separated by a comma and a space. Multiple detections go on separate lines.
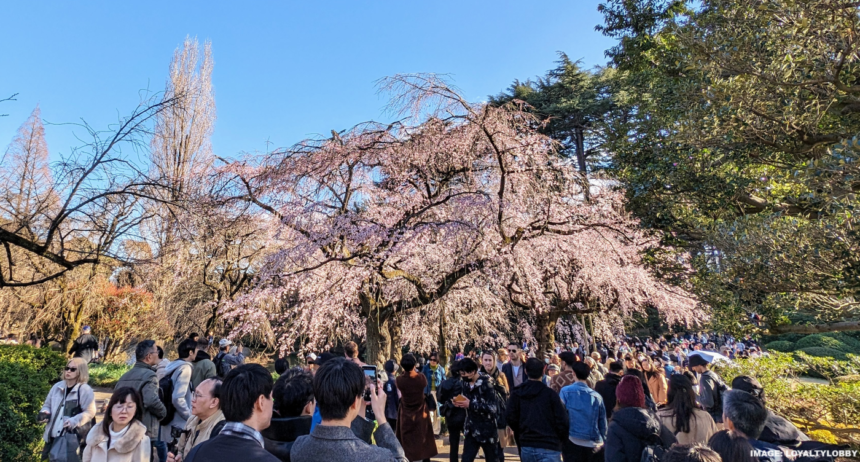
362, 365, 378, 400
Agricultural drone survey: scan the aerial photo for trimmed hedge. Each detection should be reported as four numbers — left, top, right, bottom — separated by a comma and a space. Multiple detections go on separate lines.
794, 333, 860, 353
764, 340, 794, 352
0, 345, 65, 461
796, 346, 848, 361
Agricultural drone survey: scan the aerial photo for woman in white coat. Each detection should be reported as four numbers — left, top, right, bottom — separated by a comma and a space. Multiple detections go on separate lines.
39, 357, 97, 456
83, 387, 150, 462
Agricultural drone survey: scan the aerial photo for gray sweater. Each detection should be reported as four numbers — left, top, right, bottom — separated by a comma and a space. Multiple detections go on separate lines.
290, 422, 407, 462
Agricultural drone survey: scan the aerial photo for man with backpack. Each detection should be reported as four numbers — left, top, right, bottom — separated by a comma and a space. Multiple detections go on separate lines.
161, 339, 198, 452
116, 340, 168, 462
214, 339, 245, 377
688, 355, 726, 424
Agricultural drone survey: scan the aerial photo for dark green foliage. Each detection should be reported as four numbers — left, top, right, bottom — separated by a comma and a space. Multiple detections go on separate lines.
796, 347, 849, 361
0, 345, 65, 461
795, 333, 860, 354
764, 340, 794, 352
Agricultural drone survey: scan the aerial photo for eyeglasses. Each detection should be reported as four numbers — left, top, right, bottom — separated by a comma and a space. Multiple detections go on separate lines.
429, 358, 438, 362
64, 367, 77, 372
192, 392, 209, 400
113, 402, 136, 412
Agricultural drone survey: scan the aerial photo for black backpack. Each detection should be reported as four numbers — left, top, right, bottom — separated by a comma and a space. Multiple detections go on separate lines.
213, 352, 227, 378
640, 434, 668, 462
158, 364, 189, 425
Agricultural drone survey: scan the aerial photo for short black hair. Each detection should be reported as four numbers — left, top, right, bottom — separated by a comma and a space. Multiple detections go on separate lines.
178, 339, 198, 360
273, 367, 314, 417
400, 353, 417, 372
449, 360, 462, 376
189, 332, 200, 340
274, 358, 289, 375
313, 358, 364, 420
157, 345, 164, 359
221, 364, 273, 422
209, 378, 222, 400
707, 430, 756, 462
135, 340, 156, 361
558, 351, 577, 367
524, 358, 545, 379
572, 361, 591, 380
384, 359, 397, 375
723, 390, 768, 439
460, 358, 479, 373
609, 361, 624, 373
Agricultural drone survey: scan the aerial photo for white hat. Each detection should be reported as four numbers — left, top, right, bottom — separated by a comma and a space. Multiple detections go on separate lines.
219, 338, 232, 347
306, 353, 317, 360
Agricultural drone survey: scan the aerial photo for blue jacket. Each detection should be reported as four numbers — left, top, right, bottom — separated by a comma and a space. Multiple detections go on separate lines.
558, 381, 607, 444
422, 364, 445, 395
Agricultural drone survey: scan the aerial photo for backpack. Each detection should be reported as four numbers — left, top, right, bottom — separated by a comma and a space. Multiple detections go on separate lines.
702, 370, 728, 419
640, 434, 668, 462
213, 352, 228, 378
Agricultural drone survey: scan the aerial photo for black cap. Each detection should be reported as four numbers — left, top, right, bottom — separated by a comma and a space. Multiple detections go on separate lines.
688, 354, 709, 367
313, 352, 336, 366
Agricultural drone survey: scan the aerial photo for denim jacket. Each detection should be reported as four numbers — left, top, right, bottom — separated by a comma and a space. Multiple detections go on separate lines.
558, 381, 607, 444
422, 364, 446, 395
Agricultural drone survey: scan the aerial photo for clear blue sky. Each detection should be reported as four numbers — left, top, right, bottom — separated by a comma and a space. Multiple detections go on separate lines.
0, 1, 615, 161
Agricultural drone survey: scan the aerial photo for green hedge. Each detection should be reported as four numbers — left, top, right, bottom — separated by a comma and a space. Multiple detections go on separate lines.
764, 340, 794, 352
794, 333, 860, 353
796, 347, 849, 361
0, 345, 65, 461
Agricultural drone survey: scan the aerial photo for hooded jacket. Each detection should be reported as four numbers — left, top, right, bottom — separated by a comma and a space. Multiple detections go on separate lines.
191, 350, 217, 389
604, 407, 677, 462
82, 421, 151, 462
593, 373, 622, 420
506, 380, 569, 451
160, 359, 194, 438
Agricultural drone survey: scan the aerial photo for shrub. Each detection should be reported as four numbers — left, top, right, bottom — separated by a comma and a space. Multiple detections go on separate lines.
88, 363, 132, 388
712, 353, 860, 445
794, 333, 860, 354
764, 340, 794, 352
796, 347, 848, 360
0, 345, 65, 461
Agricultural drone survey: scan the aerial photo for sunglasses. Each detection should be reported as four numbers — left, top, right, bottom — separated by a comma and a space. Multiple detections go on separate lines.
507, 349, 517, 353
64, 367, 77, 372
430, 358, 438, 362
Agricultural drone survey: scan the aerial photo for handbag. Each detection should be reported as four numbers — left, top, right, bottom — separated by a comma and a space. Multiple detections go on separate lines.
424, 392, 438, 410
48, 429, 81, 462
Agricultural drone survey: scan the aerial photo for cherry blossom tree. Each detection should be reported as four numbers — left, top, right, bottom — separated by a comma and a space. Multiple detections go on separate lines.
221, 75, 701, 363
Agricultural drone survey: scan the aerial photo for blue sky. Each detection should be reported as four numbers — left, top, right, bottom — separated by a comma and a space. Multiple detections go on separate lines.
0, 1, 615, 161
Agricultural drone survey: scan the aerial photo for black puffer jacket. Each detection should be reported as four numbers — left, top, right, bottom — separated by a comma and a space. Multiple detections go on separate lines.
605, 407, 677, 462
437, 377, 466, 429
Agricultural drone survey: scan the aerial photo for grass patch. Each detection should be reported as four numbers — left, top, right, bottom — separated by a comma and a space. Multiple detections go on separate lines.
88, 363, 132, 388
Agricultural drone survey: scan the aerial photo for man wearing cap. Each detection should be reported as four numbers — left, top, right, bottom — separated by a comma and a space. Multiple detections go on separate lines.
688, 354, 726, 424
69, 325, 99, 363
304, 353, 318, 374
214, 339, 245, 378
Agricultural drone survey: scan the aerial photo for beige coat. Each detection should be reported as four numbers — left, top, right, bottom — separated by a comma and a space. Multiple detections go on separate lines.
177, 410, 225, 457
83, 421, 150, 462
647, 372, 668, 405
656, 407, 718, 445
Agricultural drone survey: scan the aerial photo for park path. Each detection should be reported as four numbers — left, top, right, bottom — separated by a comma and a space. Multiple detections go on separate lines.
93, 387, 519, 461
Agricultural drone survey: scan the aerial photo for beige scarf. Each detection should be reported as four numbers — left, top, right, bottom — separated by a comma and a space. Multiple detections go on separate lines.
180, 410, 225, 457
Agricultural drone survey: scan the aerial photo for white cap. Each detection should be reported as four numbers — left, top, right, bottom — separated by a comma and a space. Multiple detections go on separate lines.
219, 339, 232, 347
306, 353, 317, 360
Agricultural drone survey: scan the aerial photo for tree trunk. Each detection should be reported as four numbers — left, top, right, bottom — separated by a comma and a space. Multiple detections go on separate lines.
574, 127, 587, 174
535, 311, 559, 353
438, 304, 449, 368
388, 312, 402, 364
365, 308, 392, 367
770, 321, 860, 334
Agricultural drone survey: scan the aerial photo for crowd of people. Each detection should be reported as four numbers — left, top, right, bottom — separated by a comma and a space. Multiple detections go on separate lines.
35, 331, 849, 462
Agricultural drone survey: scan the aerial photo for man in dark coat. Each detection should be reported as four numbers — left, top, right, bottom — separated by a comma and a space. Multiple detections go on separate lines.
68, 325, 98, 363
501, 343, 526, 389
594, 361, 624, 419
506, 358, 569, 461
437, 361, 467, 462
455, 358, 499, 462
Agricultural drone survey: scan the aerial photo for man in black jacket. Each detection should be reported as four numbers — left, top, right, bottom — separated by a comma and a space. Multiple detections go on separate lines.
593, 361, 623, 419
182, 364, 280, 462
506, 358, 569, 462
68, 325, 99, 363
437, 360, 467, 462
